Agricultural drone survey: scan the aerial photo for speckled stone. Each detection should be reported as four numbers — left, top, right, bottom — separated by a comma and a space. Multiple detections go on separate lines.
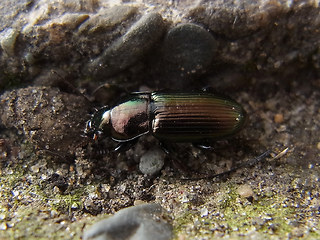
87, 12, 166, 79
83, 203, 172, 240
162, 23, 216, 77
139, 148, 165, 175
149, 22, 216, 88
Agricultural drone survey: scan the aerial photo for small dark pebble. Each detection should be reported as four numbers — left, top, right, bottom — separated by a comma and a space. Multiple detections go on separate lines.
84, 199, 103, 216
47, 173, 68, 192
83, 203, 172, 240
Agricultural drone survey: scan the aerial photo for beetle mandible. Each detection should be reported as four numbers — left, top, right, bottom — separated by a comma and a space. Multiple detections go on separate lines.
84, 91, 246, 152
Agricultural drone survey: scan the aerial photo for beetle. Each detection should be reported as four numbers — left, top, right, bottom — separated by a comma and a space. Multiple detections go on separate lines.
84, 91, 246, 152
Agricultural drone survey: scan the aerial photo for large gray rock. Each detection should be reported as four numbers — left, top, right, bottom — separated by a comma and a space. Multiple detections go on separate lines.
1, 0, 320, 89
83, 203, 172, 240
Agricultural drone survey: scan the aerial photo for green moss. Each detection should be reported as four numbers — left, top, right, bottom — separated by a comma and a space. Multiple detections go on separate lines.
0, 164, 27, 197
33, 184, 84, 214
0, 168, 89, 239
3, 203, 90, 240
172, 184, 301, 239
0, 149, 89, 239
172, 204, 194, 236
222, 194, 295, 235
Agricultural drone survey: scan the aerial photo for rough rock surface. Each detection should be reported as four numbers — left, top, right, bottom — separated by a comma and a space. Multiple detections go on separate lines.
0, 86, 90, 156
0, 1, 320, 240
0, 0, 319, 89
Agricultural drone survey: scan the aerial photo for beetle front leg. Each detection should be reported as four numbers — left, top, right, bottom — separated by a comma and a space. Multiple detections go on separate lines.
114, 138, 139, 152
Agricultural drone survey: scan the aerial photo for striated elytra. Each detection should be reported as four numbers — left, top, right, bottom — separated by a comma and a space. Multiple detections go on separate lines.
84, 91, 246, 152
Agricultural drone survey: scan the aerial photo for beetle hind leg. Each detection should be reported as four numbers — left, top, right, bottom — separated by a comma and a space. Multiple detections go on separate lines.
192, 141, 214, 150
201, 86, 215, 93
114, 138, 139, 152
159, 141, 178, 154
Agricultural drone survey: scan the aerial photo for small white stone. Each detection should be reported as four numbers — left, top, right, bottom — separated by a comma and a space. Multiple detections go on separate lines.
0, 28, 19, 56
0, 222, 7, 230
200, 207, 208, 217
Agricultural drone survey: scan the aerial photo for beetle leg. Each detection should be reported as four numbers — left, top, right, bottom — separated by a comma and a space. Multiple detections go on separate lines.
181, 150, 272, 180
201, 86, 215, 93
159, 141, 175, 154
114, 138, 139, 152
192, 142, 214, 150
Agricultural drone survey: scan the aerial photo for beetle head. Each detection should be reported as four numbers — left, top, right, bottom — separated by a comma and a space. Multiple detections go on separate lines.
84, 106, 111, 141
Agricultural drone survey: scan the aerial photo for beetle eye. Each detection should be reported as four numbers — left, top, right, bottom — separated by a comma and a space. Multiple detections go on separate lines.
84, 120, 92, 134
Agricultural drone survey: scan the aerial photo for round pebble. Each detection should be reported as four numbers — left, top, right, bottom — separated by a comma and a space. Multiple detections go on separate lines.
162, 23, 216, 77
139, 148, 165, 175
237, 184, 254, 199
274, 113, 284, 123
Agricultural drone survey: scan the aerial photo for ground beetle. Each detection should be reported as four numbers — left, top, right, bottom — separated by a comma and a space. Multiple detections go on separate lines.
84, 91, 246, 152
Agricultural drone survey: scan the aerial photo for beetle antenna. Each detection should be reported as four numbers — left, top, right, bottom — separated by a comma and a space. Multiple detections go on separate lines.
38, 149, 74, 163
181, 149, 273, 181
50, 70, 92, 104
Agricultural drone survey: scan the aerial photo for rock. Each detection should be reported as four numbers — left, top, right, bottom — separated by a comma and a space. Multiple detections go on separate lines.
87, 12, 166, 79
91, 83, 125, 106
0, 28, 19, 56
0, 86, 90, 157
139, 148, 165, 175
84, 199, 103, 216
237, 184, 255, 200
187, 1, 320, 71
22, 13, 89, 62
78, 5, 138, 34
187, 1, 281, 39
0, 0, 31, 32
1, 1, 320, 87
83, 203, 172, 240
47, 173, 68, 192
161, 23, 216, 78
